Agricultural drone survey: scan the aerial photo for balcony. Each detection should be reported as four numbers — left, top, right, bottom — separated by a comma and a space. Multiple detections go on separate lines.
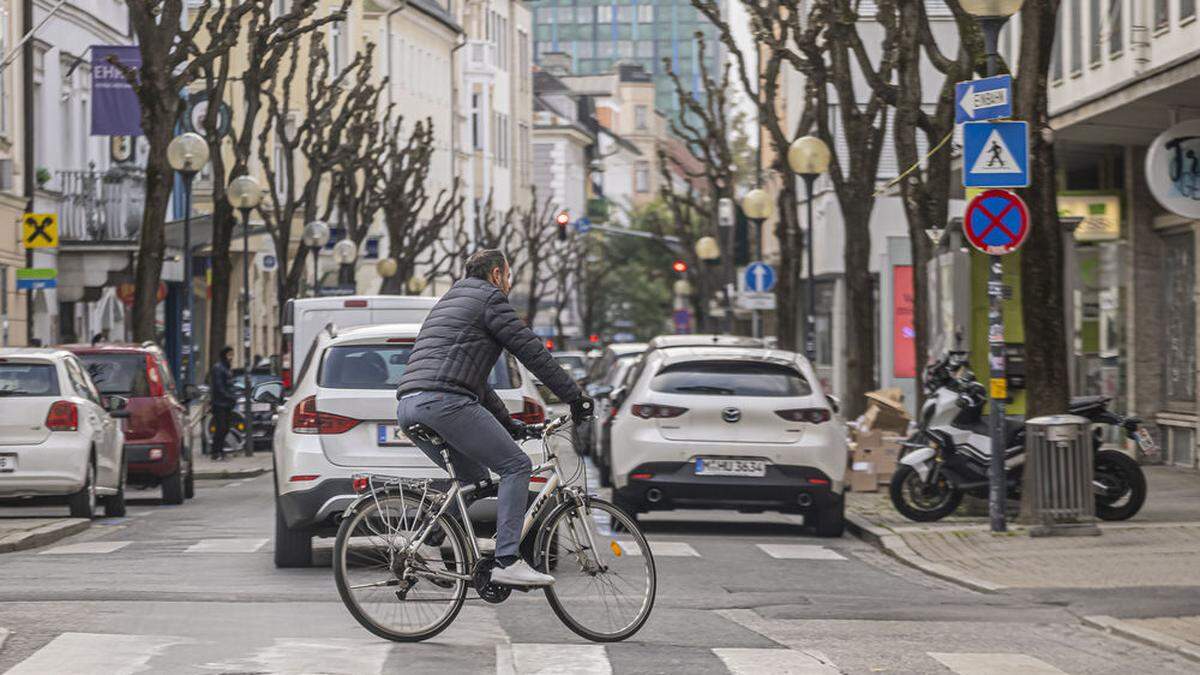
53, 164, 147, 242
464, 40, 495, 78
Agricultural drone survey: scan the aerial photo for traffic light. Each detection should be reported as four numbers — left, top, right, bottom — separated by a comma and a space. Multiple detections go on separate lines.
545, 338, 555, 350
672, 259, 689, 274
589, 333, 600, 344
556, 211, 570, 241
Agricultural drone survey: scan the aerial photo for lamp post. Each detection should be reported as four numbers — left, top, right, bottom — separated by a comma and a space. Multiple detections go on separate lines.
227, 174, 263, 457
302, 221, 331, 297
376, 257, 398, 294
787, 135, 831, 364
741, 188, 773, 339
717, 197, 736, 334
331, 239, 358, 291
166, 132, 209, 400
962, 0, 1024, 534
694, 236, 721, 333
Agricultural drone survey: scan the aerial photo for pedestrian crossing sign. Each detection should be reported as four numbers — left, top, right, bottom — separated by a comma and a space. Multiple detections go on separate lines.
962, 121, 1029, 188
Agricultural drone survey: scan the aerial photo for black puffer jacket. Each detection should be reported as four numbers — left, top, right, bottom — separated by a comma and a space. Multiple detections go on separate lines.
397, 277, 582, 421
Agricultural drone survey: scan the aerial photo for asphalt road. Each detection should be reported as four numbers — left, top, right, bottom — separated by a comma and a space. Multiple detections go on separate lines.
0, 457, 1194, 674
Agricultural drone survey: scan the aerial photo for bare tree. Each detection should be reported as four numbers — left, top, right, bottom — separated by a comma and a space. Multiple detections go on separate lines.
509, 188, 562, 324
122, 0, 253, 342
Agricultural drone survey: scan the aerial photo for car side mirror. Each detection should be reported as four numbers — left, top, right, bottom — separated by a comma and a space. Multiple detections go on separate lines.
826, 395, 840, 415
252, 381, 285, 407
103, 395, 131, 418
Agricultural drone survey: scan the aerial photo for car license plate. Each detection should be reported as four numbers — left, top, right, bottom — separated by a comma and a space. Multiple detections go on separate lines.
0, 454, 15, 472
377, 424, 407, 446
695, 457, 765, 477
1135, 428, 1159, 456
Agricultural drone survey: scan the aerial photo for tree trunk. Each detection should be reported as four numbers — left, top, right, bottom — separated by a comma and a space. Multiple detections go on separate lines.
207, 200, 236, 371
131, 96, 179, 342
1016, 0, 1068, 418
842, 197, 877, 417
774, 182, 802, 352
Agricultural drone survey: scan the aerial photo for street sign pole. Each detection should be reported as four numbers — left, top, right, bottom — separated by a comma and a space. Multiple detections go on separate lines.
987, 255, 1006, 533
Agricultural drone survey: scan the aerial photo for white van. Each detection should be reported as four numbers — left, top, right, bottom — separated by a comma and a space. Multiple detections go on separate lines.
281, 295, 438, 390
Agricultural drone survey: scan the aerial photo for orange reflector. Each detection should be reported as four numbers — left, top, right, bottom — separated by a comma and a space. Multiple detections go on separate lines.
610, 540, 623, 557
530, 476, 548, 483
288, 474, 320, 482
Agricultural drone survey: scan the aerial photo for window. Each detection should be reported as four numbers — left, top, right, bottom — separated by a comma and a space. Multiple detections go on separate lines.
0, 9, 7, 136
330, 19, 348, 73
518, 29, 530, 90
1051, 7, 1063, 81
1155, 0, 1169, 30
0, 363, 59, 396
1164, 230, 1196, 403
635, 161, 649, 192
79, 354, 151, 396
1069, 0, 1081, 74
1109, 0, 1123, 56
487, 354, 522, 389
598, 5, 612, 22
273, 0, 288, 16
649, 361, 812, 397
638, 5, 653, 22
274, 144, 287, 197
319, 345, 412, 390
1184, 0, 1197, 22
519, 123, 530, 185
617, 6, 633, 22
471, 93, 481, 150
1089, 0, 1101, 64
634, 105, 647, 130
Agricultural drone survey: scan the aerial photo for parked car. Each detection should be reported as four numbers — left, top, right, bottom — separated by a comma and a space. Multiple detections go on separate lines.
608, 345, 847, 537
232, 368, 283, 450
582, 343, 648, 456
551, 350, 588, 382
266, 323, 549, 567
0, 348, 129, 517
592, 354, 646, 483
68, 343, 195, 504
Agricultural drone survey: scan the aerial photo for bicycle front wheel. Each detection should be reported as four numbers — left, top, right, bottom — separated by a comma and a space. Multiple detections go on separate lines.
333, 492, 469, 642
540, 497, 656, 642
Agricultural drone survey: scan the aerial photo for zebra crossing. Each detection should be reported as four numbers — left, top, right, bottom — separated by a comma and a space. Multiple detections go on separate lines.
0, 627, 1082, 674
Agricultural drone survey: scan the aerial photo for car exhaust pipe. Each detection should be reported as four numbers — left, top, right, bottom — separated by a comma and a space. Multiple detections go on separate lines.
646, 488, 664, 503
797, 493, 814, 508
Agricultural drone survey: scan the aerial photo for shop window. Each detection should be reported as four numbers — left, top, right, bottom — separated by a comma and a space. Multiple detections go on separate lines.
1164, 424, 1196, 468
1109, 0, 1123, 56
1154, 0, 1169, 31
1163, 230, 1196, 404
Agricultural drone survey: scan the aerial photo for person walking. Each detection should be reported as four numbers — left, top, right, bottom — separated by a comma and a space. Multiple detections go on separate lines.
208, 346, 237, 461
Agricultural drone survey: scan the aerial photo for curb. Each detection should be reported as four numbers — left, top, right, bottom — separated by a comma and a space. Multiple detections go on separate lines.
0, 518, 91, 554
193, 467, 269, 481
846, 511, 1006, 594
1082, 615, 1200, 663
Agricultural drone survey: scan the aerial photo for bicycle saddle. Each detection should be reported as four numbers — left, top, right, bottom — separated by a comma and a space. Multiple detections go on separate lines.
404, 423, 446, 447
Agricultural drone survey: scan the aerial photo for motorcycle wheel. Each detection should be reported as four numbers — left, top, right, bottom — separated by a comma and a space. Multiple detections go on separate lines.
1094, 450, 1146, 521
889, 465, 961, 522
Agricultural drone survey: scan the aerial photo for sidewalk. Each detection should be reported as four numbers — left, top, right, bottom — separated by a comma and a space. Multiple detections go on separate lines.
193, 451, 274, 480
846, 465, 1200, 661
0, 518, 89, 553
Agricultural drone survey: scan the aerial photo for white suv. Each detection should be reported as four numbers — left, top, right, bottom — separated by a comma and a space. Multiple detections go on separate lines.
608, 345, 847, 536
266, 323, 547, 567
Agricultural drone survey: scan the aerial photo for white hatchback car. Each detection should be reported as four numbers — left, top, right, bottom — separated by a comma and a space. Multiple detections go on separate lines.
266, 323, 548, 567
608, 345, 847, 536
0, 349, 128, 518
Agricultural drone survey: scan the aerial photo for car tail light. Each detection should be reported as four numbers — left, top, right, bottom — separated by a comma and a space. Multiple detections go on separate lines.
291, 396, 360, 434
808, 477, 830, 485
145, 355, 165, 397
148, 448, 164, 461
511, 396, 545, 424
46, 401, 79, 431
282, 368, 292, 390
344, 300, 368, 308
631, 404, 688, 419
630, 472, 653, 480
289, 474, 320, 482
352, 475, 370, 492
775, 408, 832, 424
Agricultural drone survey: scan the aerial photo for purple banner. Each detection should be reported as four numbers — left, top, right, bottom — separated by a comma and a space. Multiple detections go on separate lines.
91, 45, 142, 136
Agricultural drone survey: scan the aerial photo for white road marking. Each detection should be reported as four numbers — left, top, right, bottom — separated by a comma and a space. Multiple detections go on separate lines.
236, 638, 392, 675
39, 541, 131, 555
928, 652, 1067, 674
614, 540, 700, 557
185, 538, 269, 553
756, 544, 846, 560
713, 647, 839, 674
3, 632, 189, 674
502, 643, 611, 675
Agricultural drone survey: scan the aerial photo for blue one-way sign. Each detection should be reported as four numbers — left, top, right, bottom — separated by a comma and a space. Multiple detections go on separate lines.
744, 261, 775, 293
955, 75, 1012, 124
963, 121, 1029, 188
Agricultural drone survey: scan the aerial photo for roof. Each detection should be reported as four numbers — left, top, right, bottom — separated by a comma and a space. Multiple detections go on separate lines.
647, 334, 766, 351
330, 323, 424, 343
60, 343, 159, 354
0, 348, 72, 359
534, 69, 572, 95
608, 343, 648, 355
407, 0, 463, 34
654, 346, 802, 366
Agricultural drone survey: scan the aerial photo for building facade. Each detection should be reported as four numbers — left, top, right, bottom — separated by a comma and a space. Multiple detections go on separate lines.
0, 0, 27, 347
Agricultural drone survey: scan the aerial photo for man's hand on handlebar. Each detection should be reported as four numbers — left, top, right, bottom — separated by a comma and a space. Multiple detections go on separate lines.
570, 395, 595, 423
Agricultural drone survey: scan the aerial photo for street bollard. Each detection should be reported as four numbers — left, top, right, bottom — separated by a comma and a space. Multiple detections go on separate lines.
1024, 415, 1101, 537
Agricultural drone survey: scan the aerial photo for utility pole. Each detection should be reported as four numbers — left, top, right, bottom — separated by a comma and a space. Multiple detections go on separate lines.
22, 0, 33, 345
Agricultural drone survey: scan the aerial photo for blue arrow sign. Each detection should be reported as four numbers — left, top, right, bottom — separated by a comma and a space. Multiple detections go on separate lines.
744, 261, 775, 293
574, 216, 591, 234
955, 74, 1012, 124
963, 121, 1029, 188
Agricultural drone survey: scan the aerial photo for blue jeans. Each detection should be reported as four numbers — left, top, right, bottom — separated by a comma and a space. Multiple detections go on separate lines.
396, 391, 531, 560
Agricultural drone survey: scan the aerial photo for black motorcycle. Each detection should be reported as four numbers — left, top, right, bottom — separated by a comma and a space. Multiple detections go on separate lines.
890, 353, 1151, 523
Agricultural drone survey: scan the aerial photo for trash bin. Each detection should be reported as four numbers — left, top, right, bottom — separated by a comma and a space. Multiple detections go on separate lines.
1023, 415, 1100, 537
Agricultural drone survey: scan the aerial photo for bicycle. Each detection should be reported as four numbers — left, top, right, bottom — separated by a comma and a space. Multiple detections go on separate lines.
332, 414, 657, 643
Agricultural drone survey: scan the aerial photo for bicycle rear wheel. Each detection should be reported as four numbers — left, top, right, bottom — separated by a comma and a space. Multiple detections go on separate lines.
540, 497, 656, 642
334, 491, 469, 642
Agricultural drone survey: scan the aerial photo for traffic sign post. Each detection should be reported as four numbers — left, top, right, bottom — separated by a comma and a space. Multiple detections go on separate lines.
16, 268, 57, 290
955, 74, 1012, 124
22, 213, 57, 249
963, 189, 1030, 255
963, 121, 1029, 188
743, 261, 775, 293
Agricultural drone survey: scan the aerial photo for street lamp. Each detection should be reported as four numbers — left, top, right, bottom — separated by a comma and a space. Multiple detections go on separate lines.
695, 235, 724, 333
302, 221, 331, 297
741, 188, 774, 339
962, 0, 1023, 535
376, 257, 398, 292
227, 174, 263, 457
788, 135, 831, 363
331, 239, 358, 291
166, 132, 209, 400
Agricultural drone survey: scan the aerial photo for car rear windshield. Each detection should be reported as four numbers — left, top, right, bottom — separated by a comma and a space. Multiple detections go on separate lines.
319, 345, 412, 390
78, 354, 149, 396
649, 361, 811, 397
554, 355, 585, 370
487, 353, 522, 390
0, 363, 59, 396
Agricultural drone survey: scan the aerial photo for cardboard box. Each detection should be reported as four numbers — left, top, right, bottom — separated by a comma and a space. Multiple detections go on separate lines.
848, 461, 878, 492
862, 388, 911, 435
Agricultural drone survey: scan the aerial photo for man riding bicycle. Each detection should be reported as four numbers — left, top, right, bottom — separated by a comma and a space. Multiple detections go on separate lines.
396, 249, 593, 588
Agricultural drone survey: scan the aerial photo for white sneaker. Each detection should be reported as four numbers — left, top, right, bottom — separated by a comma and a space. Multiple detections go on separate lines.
490, 560, 555, 587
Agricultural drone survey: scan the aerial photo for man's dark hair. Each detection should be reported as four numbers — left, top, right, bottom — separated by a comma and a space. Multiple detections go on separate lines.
464, 249, 507, 280
220, 346, 234, 360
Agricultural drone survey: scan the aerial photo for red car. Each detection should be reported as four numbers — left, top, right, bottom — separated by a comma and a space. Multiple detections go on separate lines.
65, 344, 195, 504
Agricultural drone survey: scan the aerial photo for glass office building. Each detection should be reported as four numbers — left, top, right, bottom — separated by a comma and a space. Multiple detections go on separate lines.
529, 0, 724, 116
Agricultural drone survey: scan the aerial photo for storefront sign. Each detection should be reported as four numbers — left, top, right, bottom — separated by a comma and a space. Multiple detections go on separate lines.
1145, 119, 1200, 219
1058, 194, 1120, 241
92, 45, 143, 136
892, 265, 916, 378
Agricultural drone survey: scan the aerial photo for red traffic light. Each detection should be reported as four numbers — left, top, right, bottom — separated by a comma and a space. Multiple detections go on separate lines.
589, 333, 600, 343
556, 211, 570, 226
672, 260, 688, 274
545, 339, 555, 350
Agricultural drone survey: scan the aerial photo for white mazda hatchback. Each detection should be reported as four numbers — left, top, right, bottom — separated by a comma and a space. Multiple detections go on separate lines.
608, 345, 847, 536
